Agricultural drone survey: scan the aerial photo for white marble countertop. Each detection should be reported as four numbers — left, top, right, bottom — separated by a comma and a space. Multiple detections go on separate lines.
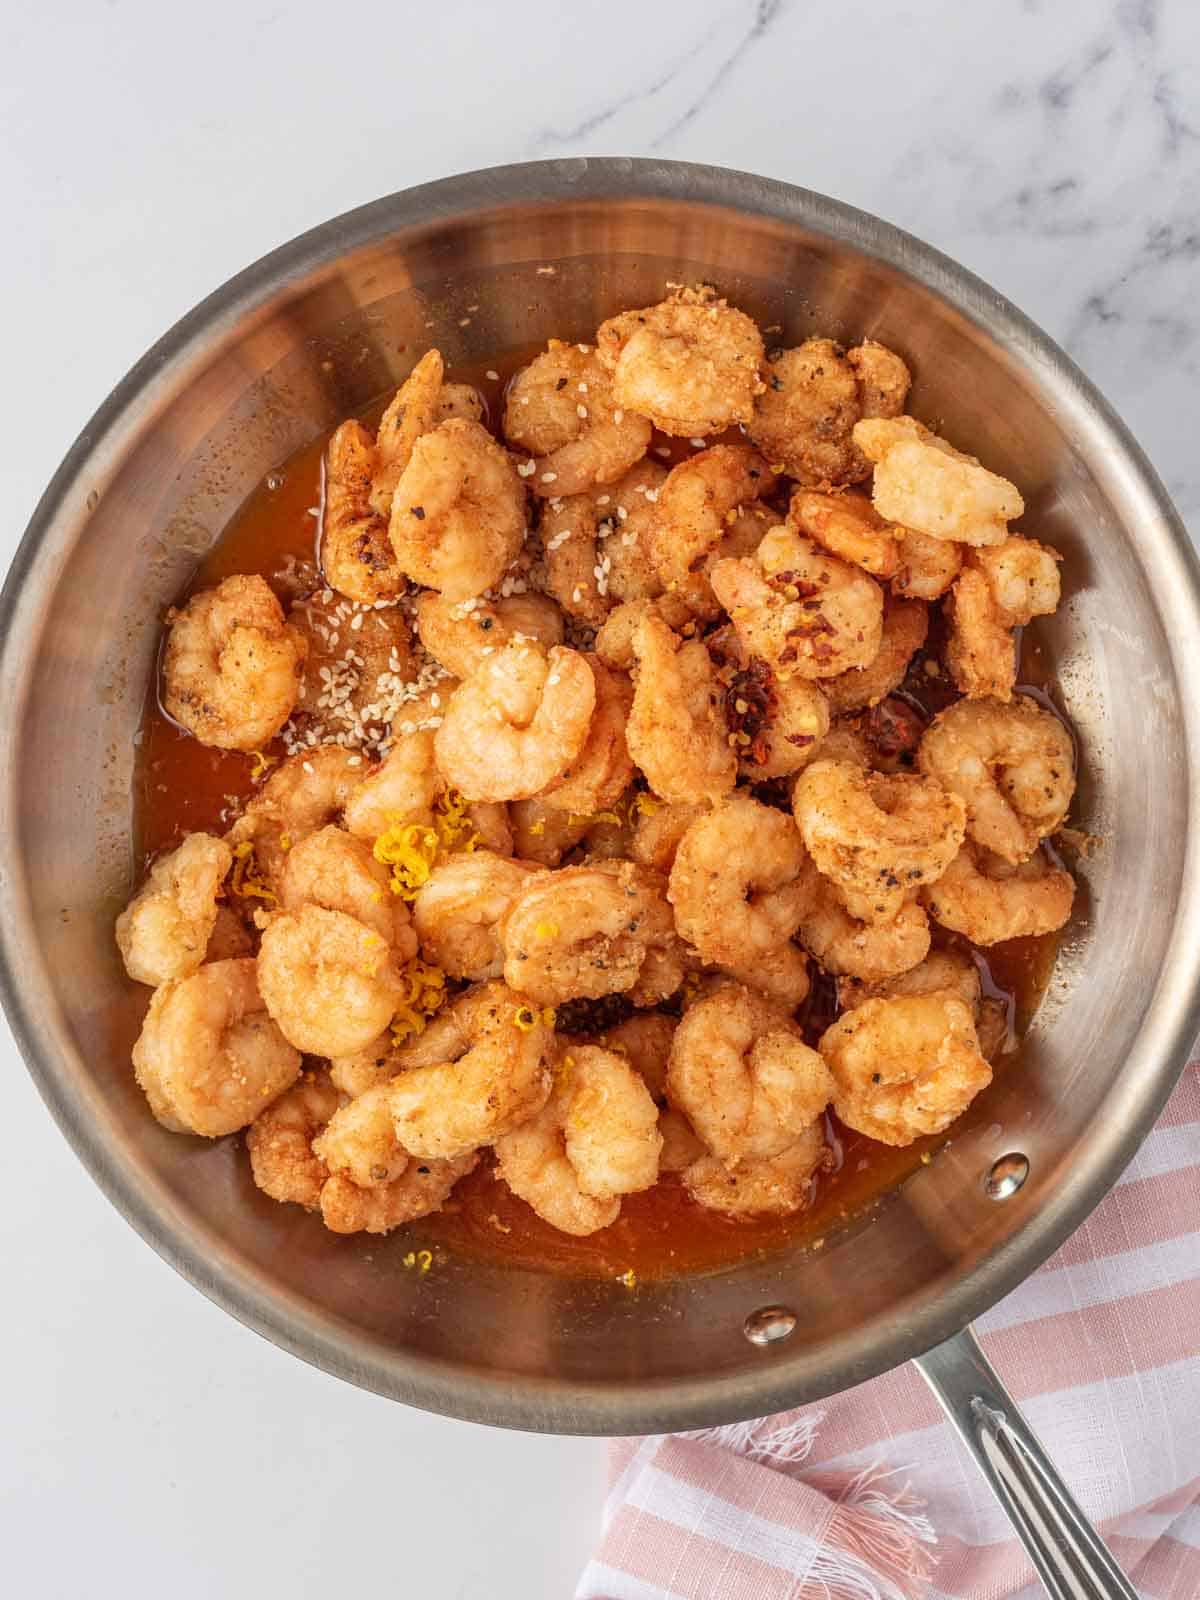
3, 2, 1196, 1595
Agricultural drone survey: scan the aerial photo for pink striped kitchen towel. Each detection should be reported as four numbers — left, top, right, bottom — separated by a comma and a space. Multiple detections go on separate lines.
577, 1060, 1200, 1600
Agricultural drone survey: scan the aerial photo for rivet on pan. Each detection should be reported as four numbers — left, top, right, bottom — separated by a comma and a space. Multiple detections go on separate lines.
985, 1152, 1030, 1200
743, 1306, 797, 1346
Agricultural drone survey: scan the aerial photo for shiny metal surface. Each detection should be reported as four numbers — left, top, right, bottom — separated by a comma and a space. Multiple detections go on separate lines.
917, 1330, 1139, 1599
3, 159, 1199, 1444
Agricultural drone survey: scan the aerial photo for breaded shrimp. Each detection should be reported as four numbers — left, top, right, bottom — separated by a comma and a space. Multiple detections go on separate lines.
132, 957, 301, 1137
923, 840, 1075, 944
820, 992, 992, 1145
116, 832, 233, 987
595, 284, 765, 436
794, 759, 965, 922
320, 1151, 479, 1235
668, 983, 833, 1164
649, 444, 777, 588
798, 873, 931, 982
601, 1013, 676, 1104
342, 719, 444, 841
892, 527, 963, 600
747, 339, 863, 486
789, 489, 900, 578
507, 797, 591, 867
539, 659, 634, 815
945, 567, 1017, 701
838, 948, 982, 1014
708, 625, 831, 780
629, 796, 709, 873
257, 905, 404, 1057
389, 418, 526, 599
973, 537, 1062, 624
503, 341, 652, 495
669, 795, 811, 966
919, 695, 1075, 861
433, 640, 595, 802
369, 349, 447, 516
593, 593, 695, 670
710, 527, 884, 681
230, 744, 363, 890
387, 982, 552, 1158
853, 416, 1023, 546
415, 590, 563, 680
313, 1083, 411, 1188
321, 420, 406, 604
247, 1069, 344, 1209
277, 824, 417, 956
684, 1126, 827, 1216
625, 610, 736, 805
162, 574, 306, 750
412, 850, 533, 980
821, 598, 928, 715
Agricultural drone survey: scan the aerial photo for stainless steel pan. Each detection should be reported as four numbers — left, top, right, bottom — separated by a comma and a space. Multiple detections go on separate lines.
5, 160, 1198, 1600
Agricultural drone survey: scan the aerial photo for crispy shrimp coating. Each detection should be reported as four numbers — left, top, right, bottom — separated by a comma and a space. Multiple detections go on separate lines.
503, 341, 652, 496
132, 957, 301, 1137
626, 610, 736, 805
289, 587, 416, 726
257, 905, 403, 1057
798, 873, 931, 982
507, 796, 590, 866
320, 1152, 479, 1236
494, 1047, 660, 1235
438, 382, 484, 424
387, 982, 552, 1159
649, 445, 777, 588
595, 283, 765, 437
669, 795, 811, 967
794, 759, 966, 923
629, 796, 708, 872
539, 659, 634, 815
847, 340, 912, 420
539, 463, 672, 626
231, 745, 363, 890
278, 824, 417, 956
838, 948, 981, 1014
322, 420, 406, 604
415, 590, 563, 680
747, 339, 861, 486
821, 598, 928, 715
247, 1069, 344, 1209
342, 720, 443, 841
412, 850, 533, 980
820, 993, 992, 1145
789, 489, 900, 578
893, 527, 963, 601
945, 567, 1016, 701
388, 418, 526, 600
708, 625, 831, 780
923, 841, 1075, 944
711, 527, 884, 681
602, 1013, 676, 1104
720, 942, 812, 1010
669, 984, 833, 1164
369, 349, 447, 516
602, 461, 671, 603
973, 537, 1062, 624
593, 593, 695, 670
116, 832, 233, 987
314, 1083, 411, 1188
854, 416, 1023, 546
684, 1126, 827, 1217
659, 1107, 707, 1173
162, 574, 306, 751
500, 861, 679, 1006
433, 640, 595, 802
919, 696, 1075, 862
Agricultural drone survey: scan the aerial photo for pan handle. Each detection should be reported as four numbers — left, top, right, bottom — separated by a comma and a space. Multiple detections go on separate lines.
914, 1326, 1137, 1600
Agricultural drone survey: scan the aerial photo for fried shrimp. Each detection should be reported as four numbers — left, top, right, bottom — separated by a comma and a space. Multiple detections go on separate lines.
500, 861, 678, 1005
838, 948, 982, 1014
893, 528, 963, 600
846, 340, 912, 420
789, 489, 900, 577
539, 463, 671, 626
794, 759, 966, 923
820, 992, 992, 1145
388, 418, 526, 599
132, 957, 301, 1136
919, 696, 1075, 861
747, 339, 862, 486
593, 593, 694, 670
257, 905, 403, 1057
412, 850, 533, 980
973, 537, 1062, 624
503, 341, 652, 495
321, 420, 406, 604
669, 983, 833, 1165
247, 1069, 344, 1209
798, 873, 931, 981
685, 1127, 828, 1216
711, 526, 884, 681
319, 1151, 479, 1236
369, 349, 447, 516
415, 590, 563, 680
433, 639, 595, 802
669, 795, 811, 967
116, 832, 233, 987
944, 567, 1017, 700
342, 723, 443, 840
602, 461, 671, 602
854, 416, 1023, 546
923, 840, 1075, 944
649, 445, 777, 588
387, 982, 552, 1158
494, 1047, 659, 1235
313, 1084, 411, 1188
277, 825, 417, 956
507, 796, 590, 866
162, 574, 306, 750
595, 283, 765, 437
721, 942, 812, 1009
231, 745, 363, 888
708, 628, 832, 779
629, 797, 709, 872
540, 659, 634, 814
625, 610, 736, 805
821, 599, 929, 715
601, 1013, 676, 1103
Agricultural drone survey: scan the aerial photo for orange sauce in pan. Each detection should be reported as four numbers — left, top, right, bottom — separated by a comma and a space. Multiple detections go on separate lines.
134, 348, 1063, 1281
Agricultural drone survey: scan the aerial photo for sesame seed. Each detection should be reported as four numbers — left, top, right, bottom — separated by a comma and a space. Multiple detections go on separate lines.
486, 369, 499, 381
517, 460, 536, 478
690, 437, 707, 449
576, 404, 588, 419
540, 471, 557, 483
